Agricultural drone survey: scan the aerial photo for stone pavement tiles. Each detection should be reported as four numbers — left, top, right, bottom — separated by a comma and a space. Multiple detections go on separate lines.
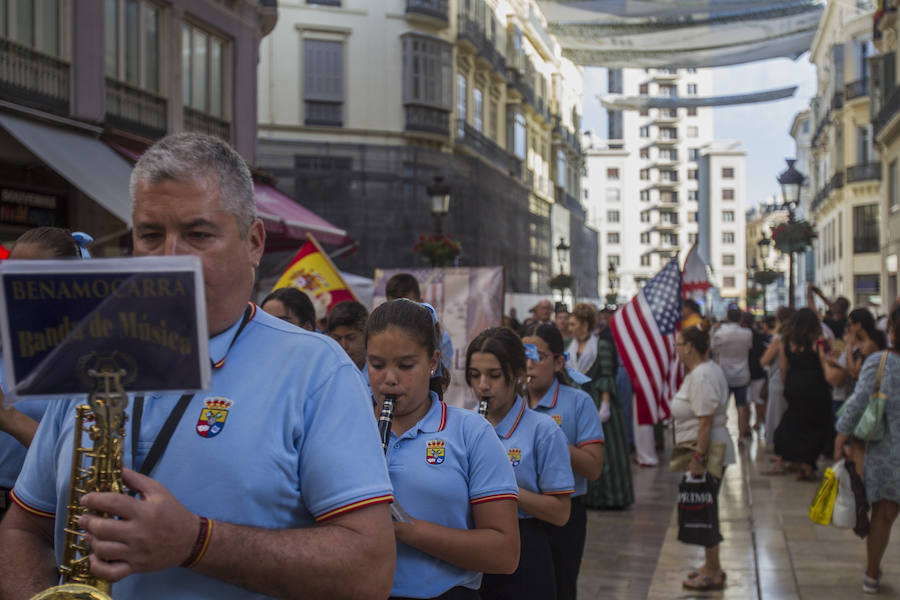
579, 422, 900, 599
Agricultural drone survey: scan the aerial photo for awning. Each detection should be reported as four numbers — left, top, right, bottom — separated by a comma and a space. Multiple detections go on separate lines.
0, 112, 134, 225
106, 141, 354, 252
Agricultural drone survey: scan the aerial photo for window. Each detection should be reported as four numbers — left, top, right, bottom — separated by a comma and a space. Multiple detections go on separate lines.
661, 127, 677, 139
607, 167, 620, 180
723, 276, 736, 288
640, 232, 650, 244
184, 21, 228, 119
687, 83, 697, 95
661, 190, 678, 203
472, 87, 483, 132
687, 169, 698, 180
641, 255, 651, 266
640, 148, 649, 159
687, 67, 697, 73
640, 169, 650, 180
402, 33, 452, 109
513, 112, 526, 159
639, 83, 648, 95
3, 0, 63, 57
688, 190, 698, 201
456, 73, 467, 122
639, 126, 649, 138
607, 210, 620, 223
687, 106, 697, 116
105, 0, 159, 91
891, 159, 899, 212
635, 277, 649, 288
687, 126, 698, 138
722, 188, 735, 200
640, 211, 650, 223
688, 211, 697, 223
661, 170, 678, 182
662, 212, 678, 225
722, 231, 735, 244
853, 203, 879, 253
608, 255, 620, 267
722, 210, 735, 222
489, 100, 498, 141
607, 232, 620, 244
688, 148, 700, 161
688, 233, 697, 244
722, 167, 735, 178
660, 148, 678, 161
722, 254, 735, 266
661, 84, 677, 97
640, 189, 650, 201
662, 233, 678, 246
605, 188, 620, 202
302, 39, 343, 126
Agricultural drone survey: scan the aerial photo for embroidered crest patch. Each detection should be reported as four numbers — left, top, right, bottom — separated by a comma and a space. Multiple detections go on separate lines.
196, 397, 233, 438
552, 414, 562, 426
426, 439, 445, 465
507, 447, 522, 467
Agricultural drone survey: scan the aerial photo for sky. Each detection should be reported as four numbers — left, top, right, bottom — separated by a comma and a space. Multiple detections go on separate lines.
580, 56, 818, 207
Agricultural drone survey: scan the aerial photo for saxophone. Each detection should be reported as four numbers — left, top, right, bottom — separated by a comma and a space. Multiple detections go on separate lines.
30, 358, 130, 600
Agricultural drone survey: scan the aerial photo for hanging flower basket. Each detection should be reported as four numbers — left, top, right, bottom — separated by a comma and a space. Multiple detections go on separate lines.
413, 234, 461, 268
746, 286, 764, 304
771, 220, 816, 254
549, 273, 575, 290
752, 269, 779, 286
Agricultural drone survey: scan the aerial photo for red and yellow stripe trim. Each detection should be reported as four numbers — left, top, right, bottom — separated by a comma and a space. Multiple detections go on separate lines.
471, 493, 519, 505
212, 303, 257, 369
543, 489, 575, 496
315, 494, 394, 522
9, 490, 54, 519
577, 438, 605, 447
549, 382, 560, 408
503, 399, 526, 439
438, 401, 447, 431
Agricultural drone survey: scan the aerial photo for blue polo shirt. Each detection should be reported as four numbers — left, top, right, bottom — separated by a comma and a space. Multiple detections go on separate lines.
492, 396, 574, 520
386, 393, 517, 598
0, 357, 50, 489
14, 305, 393, 600
531, 381, 605, 497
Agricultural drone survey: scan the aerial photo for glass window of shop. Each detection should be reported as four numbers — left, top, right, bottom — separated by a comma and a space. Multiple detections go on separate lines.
105, 0, 159, 92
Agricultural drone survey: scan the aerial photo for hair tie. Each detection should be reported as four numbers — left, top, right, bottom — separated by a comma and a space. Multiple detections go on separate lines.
523, 343, 540, 362
72, 232, 93, 259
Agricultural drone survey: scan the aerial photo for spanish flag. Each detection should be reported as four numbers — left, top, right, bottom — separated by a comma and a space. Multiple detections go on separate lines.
272, 234, 358, 314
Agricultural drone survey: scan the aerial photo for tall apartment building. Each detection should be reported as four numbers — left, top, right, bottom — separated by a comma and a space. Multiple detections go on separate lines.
697, 142, 747, 308
584, 67, 715, 302
258, 0, 597, 298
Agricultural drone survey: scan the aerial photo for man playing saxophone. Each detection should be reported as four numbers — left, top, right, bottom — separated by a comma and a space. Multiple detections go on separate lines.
0, 133, 396, 600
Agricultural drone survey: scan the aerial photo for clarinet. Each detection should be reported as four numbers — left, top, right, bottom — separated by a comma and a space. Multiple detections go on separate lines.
478, 397, 489, 418
378, 395, 395, 453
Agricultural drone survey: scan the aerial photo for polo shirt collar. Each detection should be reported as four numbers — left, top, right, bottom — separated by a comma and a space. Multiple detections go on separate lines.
494, 395, 526, 439
401, 391, 447, 438
536, 381, 561, 409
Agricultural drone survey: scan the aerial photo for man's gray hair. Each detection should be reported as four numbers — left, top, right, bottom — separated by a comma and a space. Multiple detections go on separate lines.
130, 133, 257, 235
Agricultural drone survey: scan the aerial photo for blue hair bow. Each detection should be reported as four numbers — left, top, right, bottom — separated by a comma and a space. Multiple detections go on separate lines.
72, 232, 92, 259
523, 343, 540, 361
562, 352, 591, 385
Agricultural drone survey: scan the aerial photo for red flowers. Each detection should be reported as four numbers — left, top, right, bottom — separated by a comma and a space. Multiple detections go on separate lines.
413, 234, 462, 267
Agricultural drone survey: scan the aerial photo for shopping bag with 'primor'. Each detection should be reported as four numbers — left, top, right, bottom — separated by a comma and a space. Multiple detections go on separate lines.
677, 473, 722, 547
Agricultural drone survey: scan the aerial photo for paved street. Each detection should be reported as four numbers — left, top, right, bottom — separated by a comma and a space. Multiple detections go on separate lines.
579, 412, 900, 599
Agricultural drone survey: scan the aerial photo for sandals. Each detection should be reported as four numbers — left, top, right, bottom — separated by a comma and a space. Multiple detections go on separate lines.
797, 464, 817, 481
683, 573, 725, 591
687, 569, 727, 581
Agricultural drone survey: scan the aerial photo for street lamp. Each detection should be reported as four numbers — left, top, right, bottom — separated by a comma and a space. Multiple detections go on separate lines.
556, 237, 570, 275
606, 260, 618, 306
756, 232, 773, 315
427, 175, 451, 234
776, 159, 805, 308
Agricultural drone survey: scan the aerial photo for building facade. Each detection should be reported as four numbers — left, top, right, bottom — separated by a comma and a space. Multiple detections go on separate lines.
257, 0, 597, 297
583, 67, 716, 303
806, 0, 883, 308
697, 141, 748, 309
745, 202, 790, 313
0, 0, 275, 252
789, 109, 816, 306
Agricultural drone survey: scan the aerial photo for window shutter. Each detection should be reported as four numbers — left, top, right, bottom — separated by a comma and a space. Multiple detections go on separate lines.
304, 40, 343, 102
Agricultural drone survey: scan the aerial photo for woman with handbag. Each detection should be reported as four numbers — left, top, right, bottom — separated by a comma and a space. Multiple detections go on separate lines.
670, 325, 736, 591
833, 309, 900, 594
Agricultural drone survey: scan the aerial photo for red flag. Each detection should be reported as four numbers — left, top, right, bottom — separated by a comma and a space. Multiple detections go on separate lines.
611, 257, 683, 426
0, 245, 8, 260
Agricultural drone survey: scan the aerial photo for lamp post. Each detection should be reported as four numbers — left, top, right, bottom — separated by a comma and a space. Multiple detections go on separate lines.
427, 176, 451, 234
776, 159, 805, 308
606, 261, 618, 306
555, 237, 571, 301
757, 232, 772, 315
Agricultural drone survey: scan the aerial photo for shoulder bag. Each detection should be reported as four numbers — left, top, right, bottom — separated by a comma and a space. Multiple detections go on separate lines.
852, 352, 889, 443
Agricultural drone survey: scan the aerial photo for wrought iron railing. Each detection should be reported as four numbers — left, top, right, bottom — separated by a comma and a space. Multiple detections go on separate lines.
830, 171, 844, 190
846, 78, 869, 100
455, 118, 520, 176
0, 38, 69, 115
405, 104, 449, 135
184, 107, 231, 141
406, 0, 448, 23
831, 91, 844, 110
457, 15, 505, 74
105, 78, 167, 138
875, 85, 900, 138
846, 162, 881, 183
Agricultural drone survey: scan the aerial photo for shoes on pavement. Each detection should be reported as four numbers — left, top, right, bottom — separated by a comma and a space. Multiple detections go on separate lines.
863, 573, 880, 594
683, 574, 725, 591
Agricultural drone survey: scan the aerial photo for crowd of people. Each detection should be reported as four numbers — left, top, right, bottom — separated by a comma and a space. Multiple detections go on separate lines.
0, 132, 898, 598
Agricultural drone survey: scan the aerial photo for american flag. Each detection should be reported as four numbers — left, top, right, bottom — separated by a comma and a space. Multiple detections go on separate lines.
611, 257, 683, 426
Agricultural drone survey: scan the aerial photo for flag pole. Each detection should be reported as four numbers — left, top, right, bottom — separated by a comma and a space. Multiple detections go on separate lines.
305, 232, 362, 304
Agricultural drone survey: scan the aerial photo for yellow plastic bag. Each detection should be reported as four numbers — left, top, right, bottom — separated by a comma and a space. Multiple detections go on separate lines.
809, 466, 838, 526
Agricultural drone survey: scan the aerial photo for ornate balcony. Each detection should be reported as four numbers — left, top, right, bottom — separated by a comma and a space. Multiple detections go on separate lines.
184, 107, 231, 141
105, 78, 167, 139
405, 104, 450, 136
846, 162, 881, 183
831, 91, 844, 110
406, 0, 448, 26
455, 118, 520, 176
830, 171, 844, 190
0, 38, 69, 116
874, 84, 900, 139
846, 78, 869, 101
457, 15, 505, 74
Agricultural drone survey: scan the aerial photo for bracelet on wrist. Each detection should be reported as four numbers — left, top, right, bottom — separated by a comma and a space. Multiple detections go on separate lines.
692, 452, 707, 464
181, 516, 213, 568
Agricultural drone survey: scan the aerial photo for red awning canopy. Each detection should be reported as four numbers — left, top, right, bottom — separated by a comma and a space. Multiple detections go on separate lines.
106, 141, 354, 252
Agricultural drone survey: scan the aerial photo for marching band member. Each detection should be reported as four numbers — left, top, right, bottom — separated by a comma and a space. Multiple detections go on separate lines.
366, 299, 520, 600
466, 327, 574, 600
522, 323, 605, 600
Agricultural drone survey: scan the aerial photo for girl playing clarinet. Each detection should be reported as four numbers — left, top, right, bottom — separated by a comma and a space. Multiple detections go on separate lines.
366, 300, 520, 600
467, 327, 574, 600
522, 323, 605, 600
